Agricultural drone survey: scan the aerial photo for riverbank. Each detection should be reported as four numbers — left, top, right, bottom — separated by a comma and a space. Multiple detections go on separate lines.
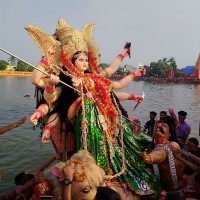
142, 77, 200, 84
0, 70, 32, 76
109, 75, 200, 84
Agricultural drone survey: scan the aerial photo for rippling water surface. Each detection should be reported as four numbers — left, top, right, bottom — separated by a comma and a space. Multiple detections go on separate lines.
0, 77, 199, 192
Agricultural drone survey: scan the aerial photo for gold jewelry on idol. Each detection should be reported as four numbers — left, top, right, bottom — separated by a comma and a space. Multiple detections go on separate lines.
117, 56, 123, 62
62, 30, 88, 59
130, 73, 134, 80
73, 52, 88, 59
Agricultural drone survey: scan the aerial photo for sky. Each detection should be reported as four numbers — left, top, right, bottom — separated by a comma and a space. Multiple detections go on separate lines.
1, 0, 200, 69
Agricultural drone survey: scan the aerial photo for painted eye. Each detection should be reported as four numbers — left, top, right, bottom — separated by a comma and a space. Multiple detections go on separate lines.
83, 185, 91, 193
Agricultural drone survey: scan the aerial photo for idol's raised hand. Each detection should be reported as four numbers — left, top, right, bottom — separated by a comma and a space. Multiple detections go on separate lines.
47, 74, 60, 87
124, 41, 131, 57
43, 46, 55, 64
134, 95, 144, 103
135, 66, 146, 77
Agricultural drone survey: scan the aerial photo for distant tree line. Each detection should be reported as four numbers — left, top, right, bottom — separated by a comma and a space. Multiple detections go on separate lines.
0, 56, 33, 72
100, 57, 184, 77
0, 56, 185, 77
144, 57, 184, 78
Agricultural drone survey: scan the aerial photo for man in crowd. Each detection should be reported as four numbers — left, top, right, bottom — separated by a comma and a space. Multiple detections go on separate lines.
160, 111, 167, 121
143, 111, 157, 136
185, 137, 200, 158
168, 109, 191, 144
177, 111, 191, 142
183, 137, 200, 176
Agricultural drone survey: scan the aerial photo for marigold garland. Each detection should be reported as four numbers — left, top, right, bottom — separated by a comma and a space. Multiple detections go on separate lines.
61, 50, 127, 180
72, 160, 87, 182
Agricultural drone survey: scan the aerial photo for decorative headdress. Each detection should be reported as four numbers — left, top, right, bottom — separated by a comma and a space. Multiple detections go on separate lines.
54, 18, 74, 47
25, 18, 101, 71
62, 30, 88, 59
25, 25, 62, 75
55, 18, 101, 65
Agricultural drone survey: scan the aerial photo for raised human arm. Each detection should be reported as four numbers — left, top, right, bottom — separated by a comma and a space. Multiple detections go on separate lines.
20, 172, 44, 192
0, 172, 44, 200
168, 109, 179, 127
169, 145, 200, 172
33, 153, 61, 174
0, 116, 28, 135
112, 67, 146, 90
180, 148, 200, 166
100, 48, 130, 78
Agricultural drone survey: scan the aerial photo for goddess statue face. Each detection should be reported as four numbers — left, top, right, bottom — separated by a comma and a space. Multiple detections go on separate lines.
74, 54, 89, 74
154, 121, 170, 141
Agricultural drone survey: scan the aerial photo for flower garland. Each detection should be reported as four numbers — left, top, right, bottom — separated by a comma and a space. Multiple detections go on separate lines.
61, 50, 116, 138
88, 47, 101, 74
72, 160, 87, 182
61, 50, 127, 180
104, 92, 127, 180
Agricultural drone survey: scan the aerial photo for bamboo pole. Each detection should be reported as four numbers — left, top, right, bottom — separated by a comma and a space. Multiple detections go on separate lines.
0, 48, 80, 93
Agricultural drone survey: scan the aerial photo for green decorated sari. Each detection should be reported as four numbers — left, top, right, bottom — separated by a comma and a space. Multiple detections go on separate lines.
74, 99, 162, 196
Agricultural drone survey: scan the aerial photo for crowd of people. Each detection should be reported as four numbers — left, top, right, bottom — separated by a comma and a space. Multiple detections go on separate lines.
1, 111, 200, 200
1, 18, 200, 200
143, 110, 200, 199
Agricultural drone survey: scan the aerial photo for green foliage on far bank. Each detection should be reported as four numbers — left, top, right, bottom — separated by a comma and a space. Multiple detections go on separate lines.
0, 60, 9, 70
0, 56, 33, 71
0, 56, 189, 77
15, 60, 33, 72
144, 57, 179, 78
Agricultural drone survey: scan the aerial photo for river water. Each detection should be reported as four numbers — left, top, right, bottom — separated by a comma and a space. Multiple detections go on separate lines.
0, 77, 200, 192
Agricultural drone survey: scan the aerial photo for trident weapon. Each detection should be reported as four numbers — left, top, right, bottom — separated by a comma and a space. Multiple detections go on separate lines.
133, 92, 145, 111
0, 48, 80, 93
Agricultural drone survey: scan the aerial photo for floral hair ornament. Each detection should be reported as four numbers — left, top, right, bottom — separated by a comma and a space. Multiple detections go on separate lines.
52, 167, 64, 181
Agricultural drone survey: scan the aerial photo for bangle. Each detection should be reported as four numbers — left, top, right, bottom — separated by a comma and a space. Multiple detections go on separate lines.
74, 99, 79, 106
129, 94, 135, 100
40, 59, 48, 66
35, 109, 44, 117
131, 72, 137, 79
130, 72, 137, 80
117, 54, 124, 61
44, 126, 53, 131
45, 85, 55, 93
